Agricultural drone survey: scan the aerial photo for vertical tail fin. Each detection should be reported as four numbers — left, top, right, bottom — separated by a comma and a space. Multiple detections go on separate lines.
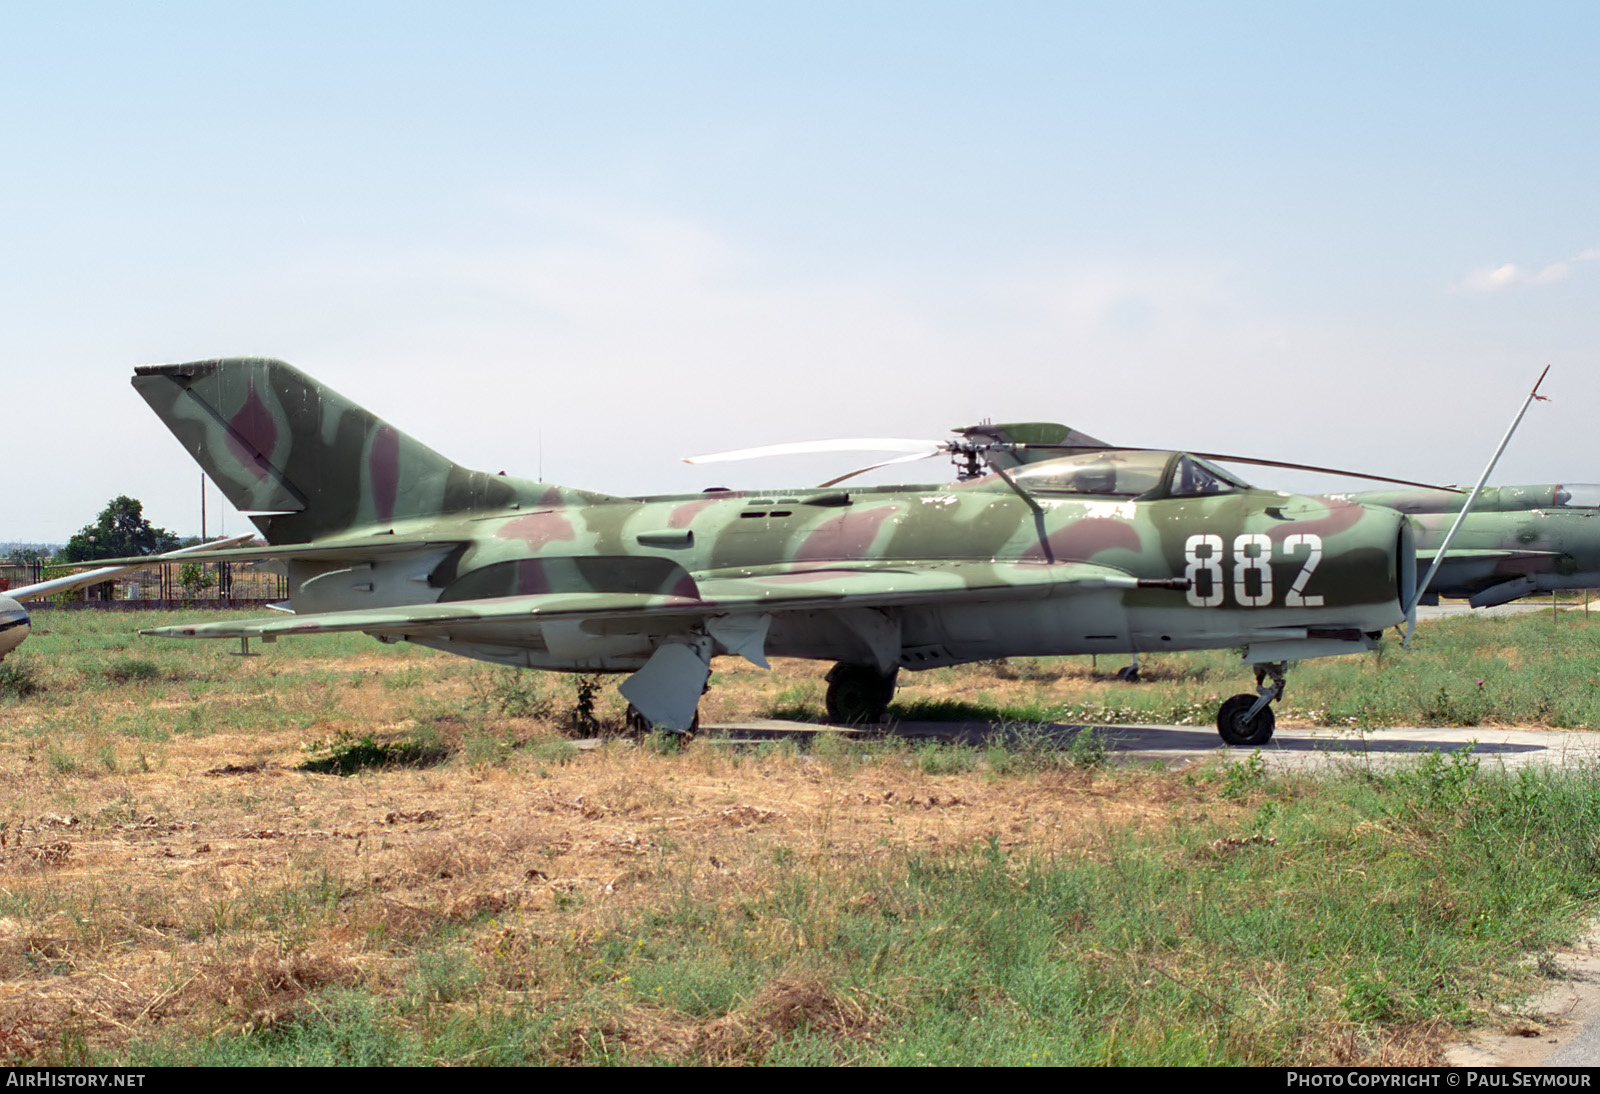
133, 358, 535, 542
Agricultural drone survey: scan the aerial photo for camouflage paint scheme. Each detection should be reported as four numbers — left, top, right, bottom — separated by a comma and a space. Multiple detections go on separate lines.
1345, 486, 1600, 607
129, 359, 1416, 739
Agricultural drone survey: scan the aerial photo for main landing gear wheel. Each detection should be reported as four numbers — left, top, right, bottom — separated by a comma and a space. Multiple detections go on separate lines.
1216, 694, 1275, 747
824, 663, 897, 725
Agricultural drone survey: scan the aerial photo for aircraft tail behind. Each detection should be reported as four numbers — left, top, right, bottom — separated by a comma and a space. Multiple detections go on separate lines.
133, 358, 536, 543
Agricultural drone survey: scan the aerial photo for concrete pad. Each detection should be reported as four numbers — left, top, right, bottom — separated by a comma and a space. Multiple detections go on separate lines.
703, 718, 1600, 772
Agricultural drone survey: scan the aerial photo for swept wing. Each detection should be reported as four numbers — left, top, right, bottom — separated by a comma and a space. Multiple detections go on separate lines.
142, 558, 1168, 641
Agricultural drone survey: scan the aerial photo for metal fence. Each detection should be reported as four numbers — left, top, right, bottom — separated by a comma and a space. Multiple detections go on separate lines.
0, 557, 288, 607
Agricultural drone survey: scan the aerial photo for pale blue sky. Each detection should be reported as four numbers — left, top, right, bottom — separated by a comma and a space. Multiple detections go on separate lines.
5, 2, 1597, 540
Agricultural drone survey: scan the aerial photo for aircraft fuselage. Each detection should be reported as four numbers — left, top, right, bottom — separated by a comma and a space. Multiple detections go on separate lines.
0, 595, 30, 661
278, 476, 1412, 673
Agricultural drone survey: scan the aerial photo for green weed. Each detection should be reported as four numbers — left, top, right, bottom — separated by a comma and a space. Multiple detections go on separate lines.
412, 948, 483, 1007
985, 723, 1103, 773
486, 669, 555, 718
381, 666, 425, 691
764, 681, 823, 721
643, 730, 685, 755
529, 735, 579, 765
0, 661, 41, 699
460, 727, 513, 768
1394, 745, 1481, 810
1067, 726, 1108, 769
915, 740, 979, 774
298, 731, 450, 776
101, 657, 161, 684
1220, 750, 1268, 801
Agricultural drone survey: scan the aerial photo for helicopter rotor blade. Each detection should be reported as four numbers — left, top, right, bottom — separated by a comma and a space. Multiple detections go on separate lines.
1186, 452, 1465, 493
1014, 444, 1464, 493
683, 438, 943, 465
816, 447, 948, 488
688, 434, 1467, 494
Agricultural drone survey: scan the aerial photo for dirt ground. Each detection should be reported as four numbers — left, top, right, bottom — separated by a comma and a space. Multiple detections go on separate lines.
0, 652, 1216, 1060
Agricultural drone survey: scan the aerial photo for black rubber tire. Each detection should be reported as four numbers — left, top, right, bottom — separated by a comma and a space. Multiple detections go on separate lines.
1216, 693, 1275, 746
824, 663, 897, 724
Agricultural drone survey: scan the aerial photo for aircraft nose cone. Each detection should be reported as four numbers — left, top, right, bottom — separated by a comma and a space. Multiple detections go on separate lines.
0, 596, 30, 660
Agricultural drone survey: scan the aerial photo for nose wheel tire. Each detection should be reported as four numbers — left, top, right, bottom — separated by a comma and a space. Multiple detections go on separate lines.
1217, 693, 1275, 747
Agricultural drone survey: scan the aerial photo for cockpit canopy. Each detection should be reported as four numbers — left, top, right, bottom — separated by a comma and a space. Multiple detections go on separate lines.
981, 450, 1251, 499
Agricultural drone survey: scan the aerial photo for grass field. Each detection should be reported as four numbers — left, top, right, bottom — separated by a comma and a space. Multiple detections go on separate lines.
0, 608, 1597, 1064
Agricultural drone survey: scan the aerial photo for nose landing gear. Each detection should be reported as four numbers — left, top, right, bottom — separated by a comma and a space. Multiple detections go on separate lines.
1216, 661, 1285, 747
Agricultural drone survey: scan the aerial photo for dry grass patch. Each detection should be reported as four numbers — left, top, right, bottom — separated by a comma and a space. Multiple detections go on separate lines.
0, 717, 1178, 1061
698, 971, 877, 1062
2, 613, 1598, 1063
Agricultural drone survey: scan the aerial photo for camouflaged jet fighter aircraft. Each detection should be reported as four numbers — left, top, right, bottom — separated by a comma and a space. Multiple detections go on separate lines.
0, 536, 250, 660
127, 358, 1420, 746
1343, 484, 1600, 608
